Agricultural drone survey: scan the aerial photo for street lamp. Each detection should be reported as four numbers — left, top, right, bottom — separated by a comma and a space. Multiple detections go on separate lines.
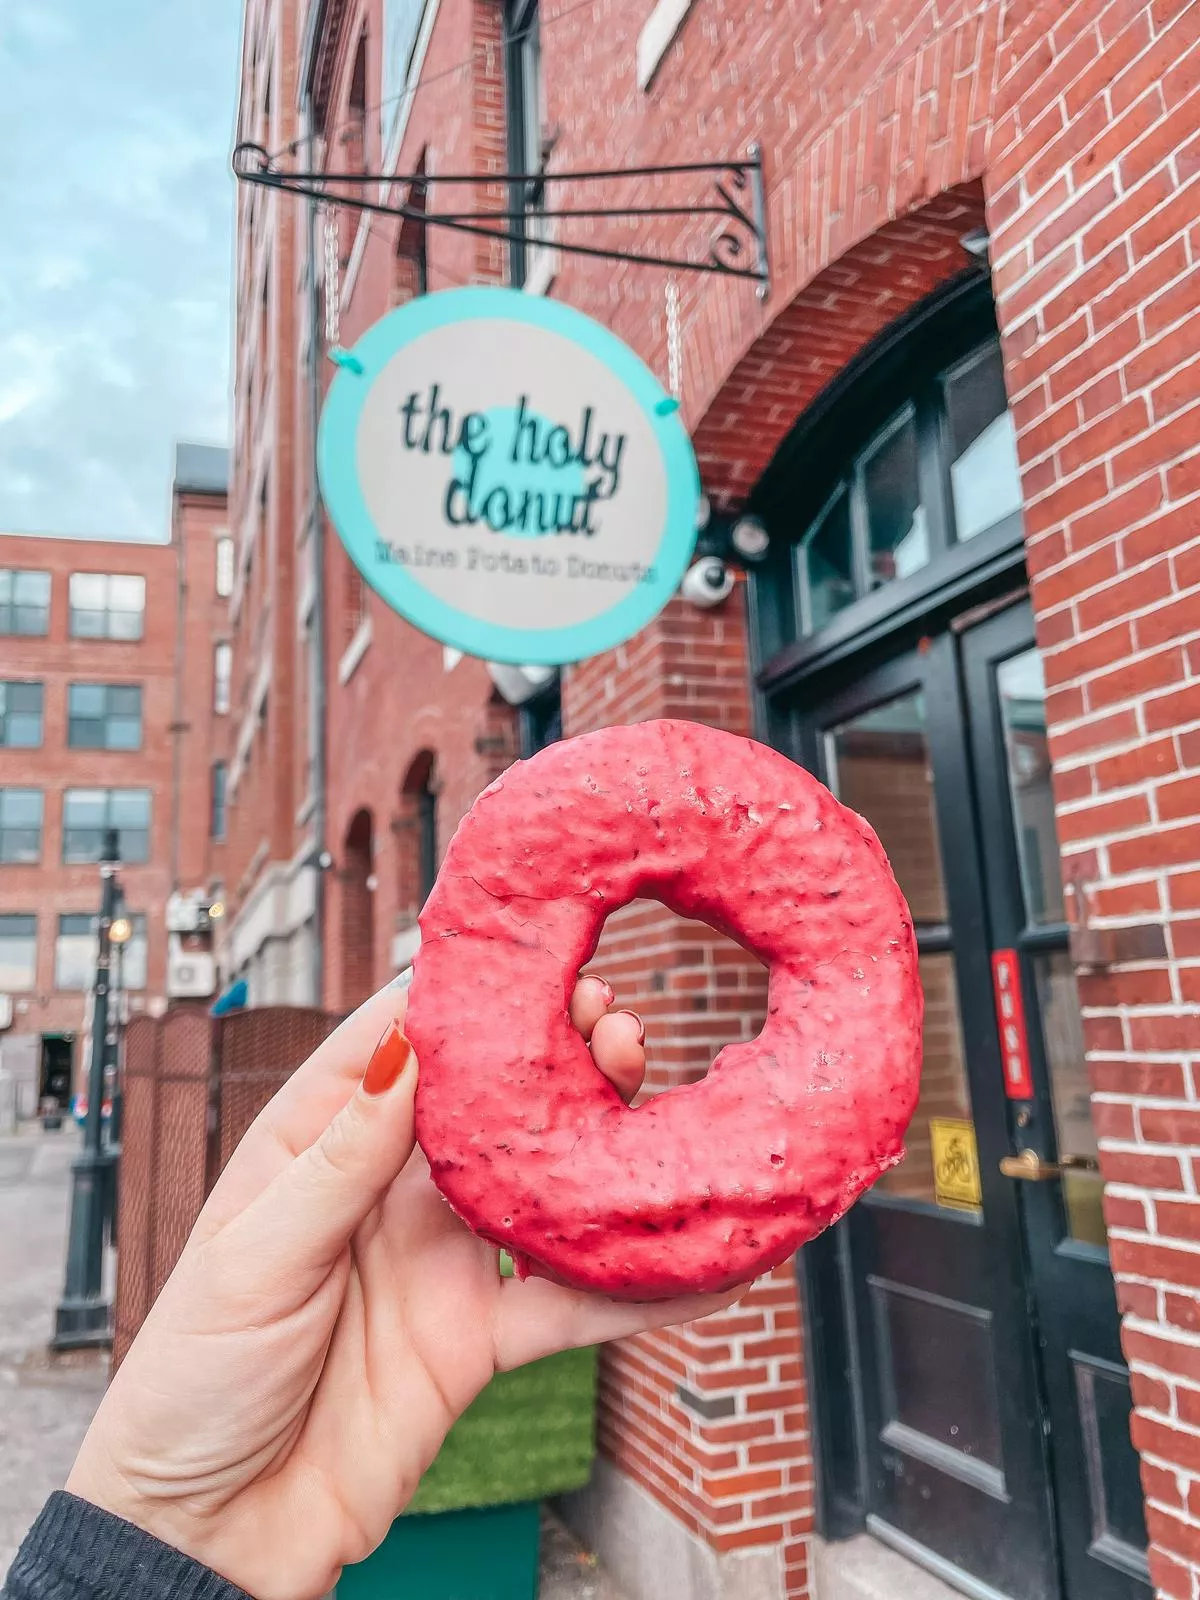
53, 828, 121, 1349
107, 912, 132, 1153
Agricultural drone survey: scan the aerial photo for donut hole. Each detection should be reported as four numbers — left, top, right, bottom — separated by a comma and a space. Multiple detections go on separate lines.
592, 897, 768, 1099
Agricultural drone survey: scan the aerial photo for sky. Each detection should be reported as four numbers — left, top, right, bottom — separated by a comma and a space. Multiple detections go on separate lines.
0, 0, 242, 543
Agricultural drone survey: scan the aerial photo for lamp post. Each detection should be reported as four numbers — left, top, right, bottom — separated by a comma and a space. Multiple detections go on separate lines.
53, 828, 121, 1349
107, 910, 131, 1155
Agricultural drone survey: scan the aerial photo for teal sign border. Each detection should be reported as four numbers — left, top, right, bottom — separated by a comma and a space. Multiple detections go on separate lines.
316, 287, 700, 667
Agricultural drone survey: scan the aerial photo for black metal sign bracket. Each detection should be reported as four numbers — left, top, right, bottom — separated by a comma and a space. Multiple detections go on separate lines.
232, 141, 770, 297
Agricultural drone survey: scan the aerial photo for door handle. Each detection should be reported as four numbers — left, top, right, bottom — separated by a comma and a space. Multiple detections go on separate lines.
999, 1150, 1100, 1181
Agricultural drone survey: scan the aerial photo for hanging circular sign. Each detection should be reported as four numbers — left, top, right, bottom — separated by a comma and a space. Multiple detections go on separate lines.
317, 287, 700, 666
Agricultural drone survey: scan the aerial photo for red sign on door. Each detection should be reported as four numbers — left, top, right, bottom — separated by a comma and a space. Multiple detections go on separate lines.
991, 948, 1034, 1099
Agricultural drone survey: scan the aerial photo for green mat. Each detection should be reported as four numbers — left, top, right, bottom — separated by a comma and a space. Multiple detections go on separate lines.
405, 1346, 599, 1516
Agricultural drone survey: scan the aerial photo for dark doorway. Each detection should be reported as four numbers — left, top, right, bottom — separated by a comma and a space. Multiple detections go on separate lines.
787, 607, 1147, 1600
39, 1035, 74, 1107
749, 278, 1147, 1599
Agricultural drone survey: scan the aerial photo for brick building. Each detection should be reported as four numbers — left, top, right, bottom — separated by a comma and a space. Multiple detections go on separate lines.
0, 446, 230, 1118
227, 1, 1200, 1598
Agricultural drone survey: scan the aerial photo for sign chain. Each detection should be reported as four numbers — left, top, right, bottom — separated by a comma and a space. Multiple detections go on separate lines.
323, 206, 341, 354
666, 276, 682, 401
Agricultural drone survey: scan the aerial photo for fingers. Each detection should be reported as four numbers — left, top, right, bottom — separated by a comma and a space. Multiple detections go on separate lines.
493, 1276, 752, 1372
569, 975, 615, 1039
214, 1023, 420, 1294
589, 1010, 645, 1103
570, 975, 645, 1103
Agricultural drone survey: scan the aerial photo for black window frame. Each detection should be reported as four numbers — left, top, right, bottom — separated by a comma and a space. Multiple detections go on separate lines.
0, 681, 44, 748
0, 569, 51, 637
61, 788, 152, 865
66, 683, 144, 750
750, 276, 1026, 696
0, 789, 43, 864
503, 0, 543, 288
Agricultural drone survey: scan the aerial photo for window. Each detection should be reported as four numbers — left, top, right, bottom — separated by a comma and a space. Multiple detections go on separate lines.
69, 573, 146, 640
67, 684, 143, 750
216, 536, 235, 597
211, 761, 227, 841
55, 914, 96, 991
504, 0, 544, 287
783, 320, 1024, 640
113, 913, 148, 992
0, 914, 36, 991
345, 32, 368, 178
0, 570, 51, 636
0, 790, 43, 864
381, 0, 428, 152
214, 643, 233, 713
944, 343, 1024, 543
62, 789, 151, 864
0, 682, 43, 748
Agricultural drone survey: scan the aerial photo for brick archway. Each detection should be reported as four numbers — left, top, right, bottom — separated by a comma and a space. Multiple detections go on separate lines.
692, 183, 989, 509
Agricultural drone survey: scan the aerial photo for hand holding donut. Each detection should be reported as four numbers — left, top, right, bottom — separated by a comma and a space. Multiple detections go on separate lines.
65, 977, 745, 1600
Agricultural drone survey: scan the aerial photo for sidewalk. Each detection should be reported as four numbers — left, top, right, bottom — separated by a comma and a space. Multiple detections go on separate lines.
0, 1126, 109, 1577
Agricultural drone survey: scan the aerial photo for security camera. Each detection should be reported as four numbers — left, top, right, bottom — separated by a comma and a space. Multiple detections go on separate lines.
681, 556, 735, 608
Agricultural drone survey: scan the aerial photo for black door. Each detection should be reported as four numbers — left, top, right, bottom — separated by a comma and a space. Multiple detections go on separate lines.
794, 631, 1059, 1598
791, 605, 1148, 1599
964, 600, 1150, 1599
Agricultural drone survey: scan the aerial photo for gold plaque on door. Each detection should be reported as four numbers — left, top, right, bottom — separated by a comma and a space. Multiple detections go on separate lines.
930, 1118, 983, 1212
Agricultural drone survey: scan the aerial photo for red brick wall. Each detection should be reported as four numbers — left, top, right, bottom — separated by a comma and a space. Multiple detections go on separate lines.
243, 0, 1200, 1591
548, 0, 1200, 1591
988, 6, 1200, 1594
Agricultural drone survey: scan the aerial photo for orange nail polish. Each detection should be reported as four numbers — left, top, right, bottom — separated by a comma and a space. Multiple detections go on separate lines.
364, 1022, 413, 1096
616, 1009, 645, 1045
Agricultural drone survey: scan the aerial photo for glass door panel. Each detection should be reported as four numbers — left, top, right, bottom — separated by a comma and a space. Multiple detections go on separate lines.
824, 691, 974, 1206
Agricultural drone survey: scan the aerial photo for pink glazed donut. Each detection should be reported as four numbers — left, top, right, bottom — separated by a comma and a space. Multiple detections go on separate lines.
407, 718, 923, 1300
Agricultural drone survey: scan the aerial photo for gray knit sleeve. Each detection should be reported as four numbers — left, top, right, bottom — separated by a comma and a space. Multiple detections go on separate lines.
2, 1494, 252, 1600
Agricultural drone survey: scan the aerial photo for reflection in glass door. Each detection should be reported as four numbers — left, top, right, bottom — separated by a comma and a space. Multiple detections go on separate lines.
966, 602, 1149, 1600
994, 648, 1105, 1247
825, 695, 974, 1208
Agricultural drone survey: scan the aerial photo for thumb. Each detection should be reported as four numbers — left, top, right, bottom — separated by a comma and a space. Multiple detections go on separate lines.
216, 1023, 419, 1292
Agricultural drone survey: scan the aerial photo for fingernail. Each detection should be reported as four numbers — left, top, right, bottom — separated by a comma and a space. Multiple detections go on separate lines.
615, 1009, 645, 1045
596, 977, 615, 1006
363, 1022, 413, 1096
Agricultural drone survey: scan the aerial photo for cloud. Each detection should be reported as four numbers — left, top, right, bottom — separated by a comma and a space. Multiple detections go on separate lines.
0, 0, 240, 540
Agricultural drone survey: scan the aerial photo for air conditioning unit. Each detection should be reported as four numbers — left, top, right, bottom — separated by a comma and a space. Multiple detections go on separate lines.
167, 950, 216, 999
167, 890, 214, 934
0, 995, 12, 1030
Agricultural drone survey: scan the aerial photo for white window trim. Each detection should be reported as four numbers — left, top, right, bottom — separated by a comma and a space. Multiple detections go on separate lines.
637, 0, 693, 90
338, 615, 373, 684
523, 237, 559, 297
